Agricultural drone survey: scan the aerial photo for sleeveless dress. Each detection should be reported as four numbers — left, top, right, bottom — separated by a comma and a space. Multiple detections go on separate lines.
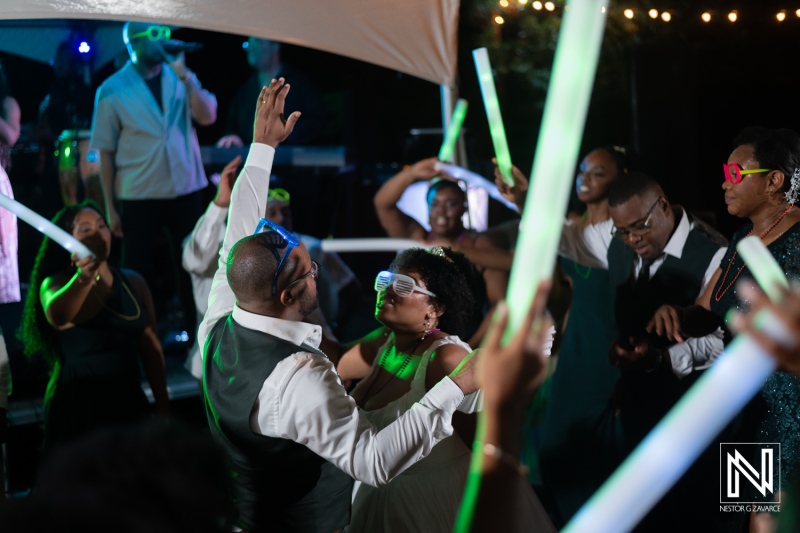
44, 268, 150, 452
347, 335, 555, 533
710, 222, 800, 495
538, 256, 624, 523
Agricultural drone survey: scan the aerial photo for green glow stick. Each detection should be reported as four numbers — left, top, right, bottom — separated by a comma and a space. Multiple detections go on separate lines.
505, 0, 608, 341
737, 235, 790, 303
437, 99, 469, 163
455, 3, 608, 532
473, 48, 514, 186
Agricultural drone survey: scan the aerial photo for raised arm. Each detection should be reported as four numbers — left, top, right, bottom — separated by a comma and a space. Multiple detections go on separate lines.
40, 253, 102, 329
198, 79, 300, 349
374, 158, 440, 240
165, 53, 217, 126
182, 156, 240, 276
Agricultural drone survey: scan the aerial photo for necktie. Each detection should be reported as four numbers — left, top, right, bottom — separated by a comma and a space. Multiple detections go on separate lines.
635, 257, 654, 290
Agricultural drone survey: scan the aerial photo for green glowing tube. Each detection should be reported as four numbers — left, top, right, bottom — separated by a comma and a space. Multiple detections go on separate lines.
737, 235, 790, 303
438, 99, 468, 163
455, 3, 609, 532
505, 0, 608, 340
472, 48, 514, 186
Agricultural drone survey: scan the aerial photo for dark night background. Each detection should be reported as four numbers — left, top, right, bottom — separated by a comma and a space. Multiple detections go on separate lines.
2, 0, 800, 492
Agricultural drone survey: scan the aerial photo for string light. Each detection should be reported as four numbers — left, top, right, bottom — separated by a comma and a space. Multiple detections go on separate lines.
796, 8, 800, 17
701, 12, 711, 22
499, 0, 508, 6
544, 1, 555, 11
728, 11, 737, 22
533, 0, 542, 9
648, 8, 658, 19
518, 0, 528, 4
661, 11, 671, 22
624, 8, 634, 19
777, 11, 786, 21
495, 15, 505, 24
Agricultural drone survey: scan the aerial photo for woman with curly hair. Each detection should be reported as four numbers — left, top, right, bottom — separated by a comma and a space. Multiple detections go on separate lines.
332, 246, 553, 533
18, 200, 168, 454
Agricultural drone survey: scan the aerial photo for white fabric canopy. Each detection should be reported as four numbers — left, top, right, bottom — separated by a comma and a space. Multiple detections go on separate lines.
0, 0, 459, 86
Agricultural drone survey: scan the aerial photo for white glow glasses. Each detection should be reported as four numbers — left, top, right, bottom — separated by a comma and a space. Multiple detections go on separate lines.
374, 271, 437, 298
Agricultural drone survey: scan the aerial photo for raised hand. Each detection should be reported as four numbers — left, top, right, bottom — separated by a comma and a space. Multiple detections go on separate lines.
71, 252, 101, 285
493, 158, 528, 210
408, 157, 443, 181
253, 79, 301, 148
213, 155, 242, 208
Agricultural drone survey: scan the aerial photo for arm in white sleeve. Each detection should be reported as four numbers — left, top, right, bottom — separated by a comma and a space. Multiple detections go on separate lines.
258, 353, 464, 487
198, 143, 275, 351
702, 248, 727, 290
667, 328, 725, 378
182, 201, 228, 275
558, 218, 612, 269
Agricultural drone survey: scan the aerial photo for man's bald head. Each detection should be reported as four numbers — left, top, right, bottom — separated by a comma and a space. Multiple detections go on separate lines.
227, 233, 301, 306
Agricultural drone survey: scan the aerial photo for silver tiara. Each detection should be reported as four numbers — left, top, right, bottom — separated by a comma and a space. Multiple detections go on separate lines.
785, 168, 800, 205
428, 246, 455, 264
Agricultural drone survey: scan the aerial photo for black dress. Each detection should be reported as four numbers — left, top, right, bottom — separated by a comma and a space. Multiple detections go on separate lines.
710, 222, 800, 494
44, 268, 150, 452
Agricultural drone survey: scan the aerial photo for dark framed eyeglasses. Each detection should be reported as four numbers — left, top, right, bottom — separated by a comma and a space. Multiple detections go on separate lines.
611, 198, 661, 239
285, 260, 321, 290
722, 163, 772, 184
128, 25, 171, 42
253, 218, 300, 295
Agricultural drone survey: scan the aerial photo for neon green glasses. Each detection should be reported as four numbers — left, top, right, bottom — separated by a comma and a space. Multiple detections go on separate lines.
128, 25, 171, 42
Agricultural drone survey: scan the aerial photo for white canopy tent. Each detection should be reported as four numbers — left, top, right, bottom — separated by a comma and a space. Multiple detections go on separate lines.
0, 0, 459, 87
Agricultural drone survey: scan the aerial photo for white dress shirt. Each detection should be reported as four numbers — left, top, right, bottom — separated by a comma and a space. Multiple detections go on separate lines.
559, 210, 727, 378
199, 143, 466, 487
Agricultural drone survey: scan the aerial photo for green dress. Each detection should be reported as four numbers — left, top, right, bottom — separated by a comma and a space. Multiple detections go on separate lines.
538, 256, 624, 525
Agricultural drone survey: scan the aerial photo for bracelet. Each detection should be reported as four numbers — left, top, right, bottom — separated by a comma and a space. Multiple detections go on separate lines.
476, 441, 529, 477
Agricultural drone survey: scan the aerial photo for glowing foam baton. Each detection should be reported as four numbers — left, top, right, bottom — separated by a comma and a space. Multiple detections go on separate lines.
472, 48, 513, 187
438, 99, 468, 164
504, 0, 608, 339
563, 236, 790, 533
455, 2, 609, 532
320, 238, 421, 253
0, 192, 94, 259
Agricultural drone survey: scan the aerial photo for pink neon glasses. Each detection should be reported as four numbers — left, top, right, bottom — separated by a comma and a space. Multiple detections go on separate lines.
723, 163, 772, 184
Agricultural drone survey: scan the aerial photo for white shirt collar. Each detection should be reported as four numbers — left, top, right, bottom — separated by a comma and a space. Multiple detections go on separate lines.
661, 207, 690, 260
232, 305, 322, 350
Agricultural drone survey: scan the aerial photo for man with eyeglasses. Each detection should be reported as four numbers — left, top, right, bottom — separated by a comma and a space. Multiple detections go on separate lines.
90, 21, 217, 336
559, 172, 733, 531
199, 80, 479, 533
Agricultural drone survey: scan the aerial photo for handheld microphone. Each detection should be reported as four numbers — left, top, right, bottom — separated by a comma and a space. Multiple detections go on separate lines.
162, 40, 204, 54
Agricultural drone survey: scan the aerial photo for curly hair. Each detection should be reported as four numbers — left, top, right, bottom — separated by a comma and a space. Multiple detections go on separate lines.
733, 127, 800, 198
388, 247, 482, 339
17, 201, 104, 365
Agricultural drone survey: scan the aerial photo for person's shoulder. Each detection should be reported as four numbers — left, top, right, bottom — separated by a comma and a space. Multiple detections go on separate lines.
96, 68, 130, 97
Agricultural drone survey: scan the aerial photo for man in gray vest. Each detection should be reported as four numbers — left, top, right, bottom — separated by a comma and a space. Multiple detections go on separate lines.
560, 172, 729, 531
198, 79, 479, 533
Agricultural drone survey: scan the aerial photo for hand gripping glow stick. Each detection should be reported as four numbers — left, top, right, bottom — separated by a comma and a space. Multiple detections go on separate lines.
563, 237, 791, 533
438, 99, 468, 163
455, 3, 609, 532
434, 162, 520, 213
472, 48, 514, 187
0, 192, 94, 259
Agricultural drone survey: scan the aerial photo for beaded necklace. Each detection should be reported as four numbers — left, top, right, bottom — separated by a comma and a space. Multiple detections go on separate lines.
356, 328, 441, 408
714, 204, 794, 302
91, 274, 142, 321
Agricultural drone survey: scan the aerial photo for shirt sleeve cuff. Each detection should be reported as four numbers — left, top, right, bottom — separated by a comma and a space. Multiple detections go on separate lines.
420, 377, 465, 413
247, 143, 276, 172
206, 201, 229, 221
668, 344, 694, 378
